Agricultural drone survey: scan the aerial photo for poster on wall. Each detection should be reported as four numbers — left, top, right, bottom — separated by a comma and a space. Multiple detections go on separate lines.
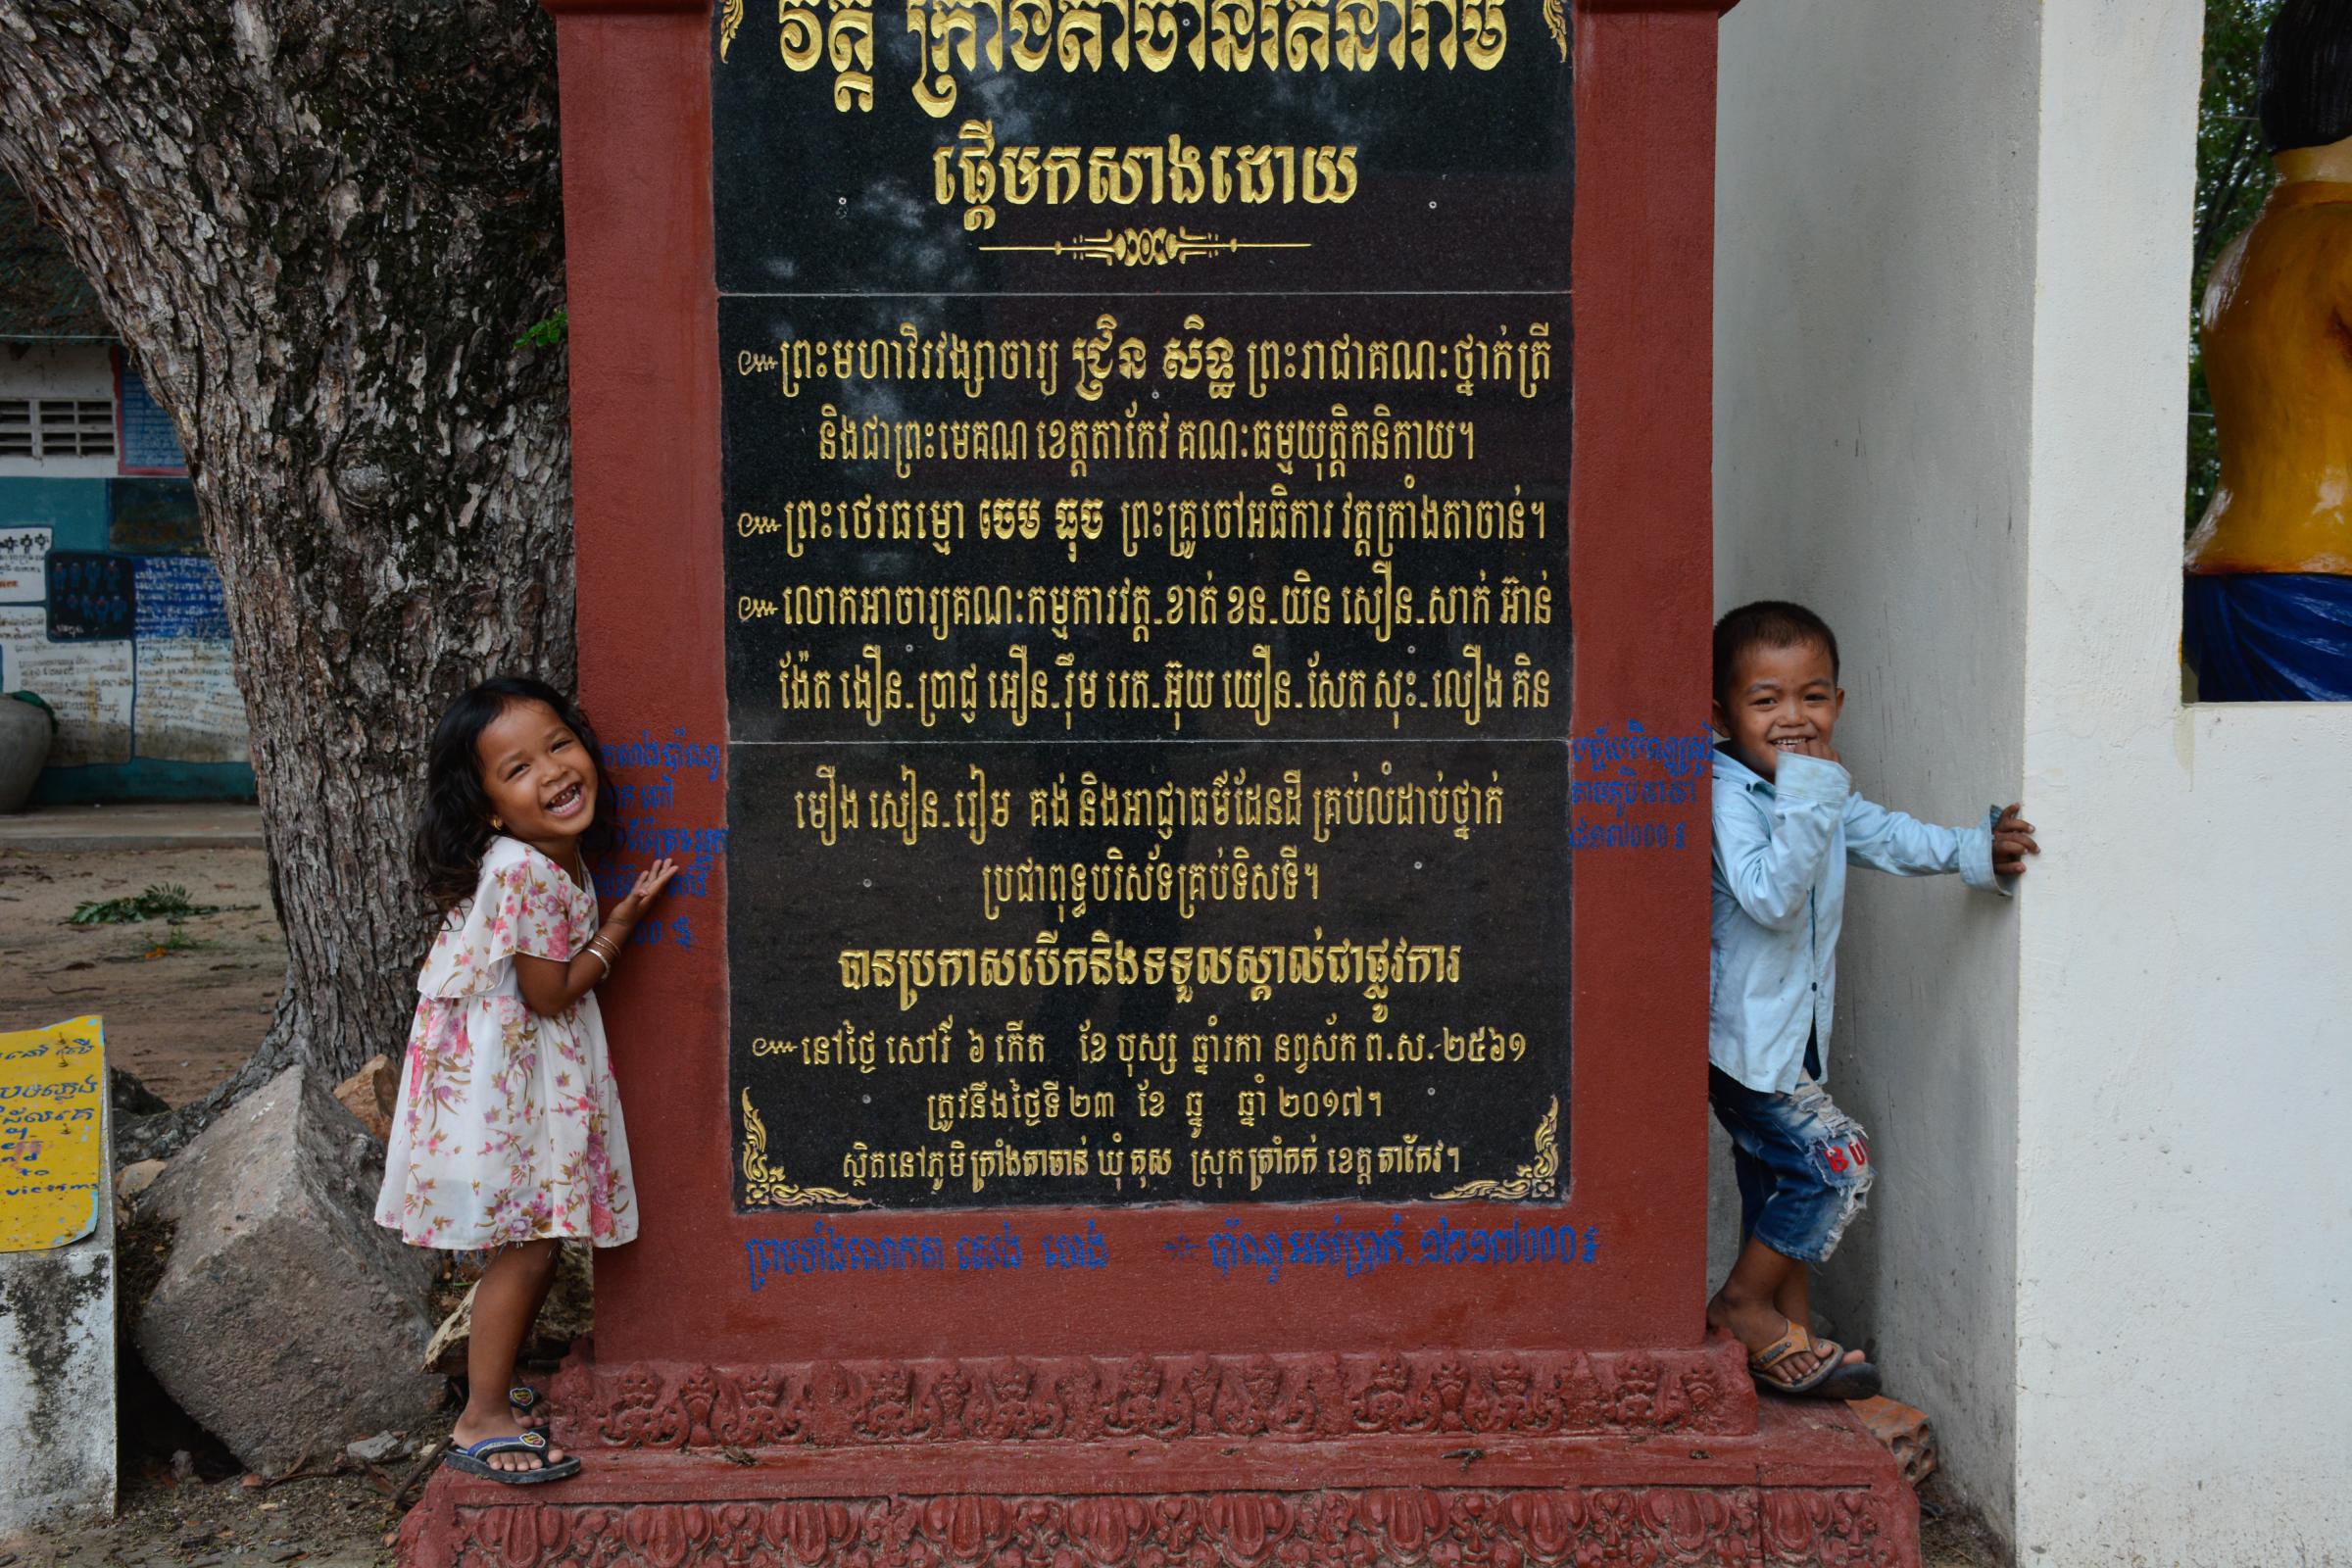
115, 355, 189, 477
131, 558, 248, 762
0, 608, 132, 765
108, 479, 203, 556
0, 528, 50, 605
131, 556, 231, 640
134, 638, 248, 763
44, 553, 136, 642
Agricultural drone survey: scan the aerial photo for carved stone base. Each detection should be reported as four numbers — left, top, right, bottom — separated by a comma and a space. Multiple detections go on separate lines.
400, 1386, 1917, 1567
544, 1341, 1763, 1449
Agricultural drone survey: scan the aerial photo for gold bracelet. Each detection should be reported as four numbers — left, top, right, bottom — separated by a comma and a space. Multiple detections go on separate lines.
588, 933, 621, 964
584, 947, 612, 982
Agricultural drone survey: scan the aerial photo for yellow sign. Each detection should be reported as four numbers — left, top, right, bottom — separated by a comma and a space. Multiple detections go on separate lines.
0, 1015, 107, 1252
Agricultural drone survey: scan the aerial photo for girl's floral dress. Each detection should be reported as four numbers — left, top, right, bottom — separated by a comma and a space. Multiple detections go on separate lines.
374, 836, 637, 1250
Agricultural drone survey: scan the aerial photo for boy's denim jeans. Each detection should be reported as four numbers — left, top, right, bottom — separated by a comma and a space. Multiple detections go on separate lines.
1707, 1035, 1875, 1265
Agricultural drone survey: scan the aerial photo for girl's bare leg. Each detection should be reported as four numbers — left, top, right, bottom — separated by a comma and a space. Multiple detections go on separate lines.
449, 1241, 564, 1472
510, 1246, 568, 1429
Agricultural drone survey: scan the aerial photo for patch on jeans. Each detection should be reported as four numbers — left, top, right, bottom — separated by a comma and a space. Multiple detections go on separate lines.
1816, 1132, 1870, 1181
1805, 1126, 1874, 1258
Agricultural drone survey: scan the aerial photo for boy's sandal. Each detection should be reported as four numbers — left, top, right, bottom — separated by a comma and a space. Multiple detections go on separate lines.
510, 1384, 545, 1430
442, 1431, 581, 1485
1748, 1324, 1880, 1400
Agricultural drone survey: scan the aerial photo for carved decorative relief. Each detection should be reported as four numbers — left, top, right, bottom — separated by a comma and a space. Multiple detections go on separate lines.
440, 1485, 1905, 1568
549, 1344, 1753, 1450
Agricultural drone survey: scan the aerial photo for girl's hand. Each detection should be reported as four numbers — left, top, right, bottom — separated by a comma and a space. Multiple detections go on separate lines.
612, 857, 681, 923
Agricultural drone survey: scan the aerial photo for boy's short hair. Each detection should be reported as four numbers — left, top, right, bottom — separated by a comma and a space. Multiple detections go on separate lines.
2263, 0, 2352, 154
1713, 601, 1841, 706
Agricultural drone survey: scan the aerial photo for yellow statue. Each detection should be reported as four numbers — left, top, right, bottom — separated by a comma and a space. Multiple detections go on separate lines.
2184, 0, 2352, 700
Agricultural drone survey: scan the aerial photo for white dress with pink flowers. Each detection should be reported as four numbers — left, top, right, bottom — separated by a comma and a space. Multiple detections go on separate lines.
374, 835, 638, 1250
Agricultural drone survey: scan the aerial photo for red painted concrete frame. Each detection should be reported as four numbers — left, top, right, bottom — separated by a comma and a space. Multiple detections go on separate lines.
548, 0, 1728, 1368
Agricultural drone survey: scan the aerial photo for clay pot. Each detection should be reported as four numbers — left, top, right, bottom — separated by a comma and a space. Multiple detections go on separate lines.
0, 694, 53, 812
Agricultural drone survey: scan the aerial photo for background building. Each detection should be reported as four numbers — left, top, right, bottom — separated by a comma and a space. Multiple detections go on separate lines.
0, 173, 252, 804
1711, 0, 2351, 1559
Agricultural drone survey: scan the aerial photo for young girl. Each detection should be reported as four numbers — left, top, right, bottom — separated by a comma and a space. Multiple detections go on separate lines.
374, 675, 678, 1483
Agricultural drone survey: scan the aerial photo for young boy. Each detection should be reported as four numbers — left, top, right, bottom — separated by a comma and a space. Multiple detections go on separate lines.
1706, 601, 2038, 1397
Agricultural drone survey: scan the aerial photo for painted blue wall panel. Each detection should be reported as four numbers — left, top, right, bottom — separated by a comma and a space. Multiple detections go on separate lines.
1, 476, 251, 804
0, 477, 110, 552
32, 759, 256, 806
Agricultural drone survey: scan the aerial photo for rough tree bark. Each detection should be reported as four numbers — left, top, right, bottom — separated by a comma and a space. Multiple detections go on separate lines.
0, 1, 574, 1154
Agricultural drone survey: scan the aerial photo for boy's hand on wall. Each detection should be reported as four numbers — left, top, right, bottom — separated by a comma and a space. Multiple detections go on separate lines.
1991, 805, 2039, 875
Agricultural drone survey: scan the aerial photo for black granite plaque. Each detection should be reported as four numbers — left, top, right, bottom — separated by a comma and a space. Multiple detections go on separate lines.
716, 0, 1571, 1209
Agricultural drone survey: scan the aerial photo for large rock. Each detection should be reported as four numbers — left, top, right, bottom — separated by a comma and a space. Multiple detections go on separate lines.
133, 1065, 440, 1473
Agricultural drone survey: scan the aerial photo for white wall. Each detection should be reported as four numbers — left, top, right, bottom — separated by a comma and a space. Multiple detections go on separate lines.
2015, 1, 2352, 1559
0, 344, 119, 480
1718, 0, 2352, 1559
1714, 0, 2038, 1534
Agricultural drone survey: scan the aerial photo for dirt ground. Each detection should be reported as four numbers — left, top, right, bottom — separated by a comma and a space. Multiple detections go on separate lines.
0, 845, 282, 1107
0, 839, 2001, 1568
3, 1456, 416, 1568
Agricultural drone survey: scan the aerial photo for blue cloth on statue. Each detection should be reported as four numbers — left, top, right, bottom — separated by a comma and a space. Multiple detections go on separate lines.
2184, 571, 2352, 701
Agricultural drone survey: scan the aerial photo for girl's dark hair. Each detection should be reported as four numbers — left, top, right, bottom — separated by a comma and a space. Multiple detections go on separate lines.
2263, 0, 2352, 154
1712, 600, 1840, 707
415, 675, 616, 910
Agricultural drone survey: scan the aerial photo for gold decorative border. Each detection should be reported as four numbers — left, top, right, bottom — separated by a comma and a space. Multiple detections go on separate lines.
978, 228, 1308, 268
1432, 1096, 1559, 1201
718, 0, 744, 61
741, 1090, 871, 1208
1544, 0, 1567, 62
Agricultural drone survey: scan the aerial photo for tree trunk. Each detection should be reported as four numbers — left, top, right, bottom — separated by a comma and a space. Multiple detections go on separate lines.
0, 1, 574, 1154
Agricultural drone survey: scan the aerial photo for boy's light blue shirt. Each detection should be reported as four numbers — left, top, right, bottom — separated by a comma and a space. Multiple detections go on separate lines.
1710, 745, 2006, 1094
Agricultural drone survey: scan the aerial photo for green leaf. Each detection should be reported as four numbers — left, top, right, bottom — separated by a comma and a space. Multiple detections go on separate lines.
69, 883, 219, 926
514, 308, 568, 350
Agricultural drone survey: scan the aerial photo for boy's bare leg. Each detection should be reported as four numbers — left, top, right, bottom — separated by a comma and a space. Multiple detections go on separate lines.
450, 1241, 566, 1471
1706, 1237, 1863, 1382
1773, 1259, 1813, 1341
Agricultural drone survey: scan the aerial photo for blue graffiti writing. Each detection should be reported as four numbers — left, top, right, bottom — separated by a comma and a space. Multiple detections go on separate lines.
593, 732, 728, 950
617, 820, 730, 859
1570, 719, 1709, 853
1568, 820, 1685, 851
744, 1220, 947, 1291
618, 914, 697, 950
744, 1218, 1114, 1293
601, 729, 722, 783
1417, 1213, 1600, 1266
956, 1221, 1023, 1270
596, 851, 714, 902
1569, 776, 1701, 817
1569, 721, 1712, 778
611, 774, 676, 812
1038, 1219, 1106, 1268
1186, 1212, 1601, 1283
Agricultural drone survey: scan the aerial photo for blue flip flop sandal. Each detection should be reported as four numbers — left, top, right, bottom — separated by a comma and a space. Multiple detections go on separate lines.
509, 1384, 545, 1430
443, 1430, 581, 1485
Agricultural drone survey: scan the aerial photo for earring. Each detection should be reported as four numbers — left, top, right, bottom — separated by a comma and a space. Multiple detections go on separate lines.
491, 817, 504, 832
